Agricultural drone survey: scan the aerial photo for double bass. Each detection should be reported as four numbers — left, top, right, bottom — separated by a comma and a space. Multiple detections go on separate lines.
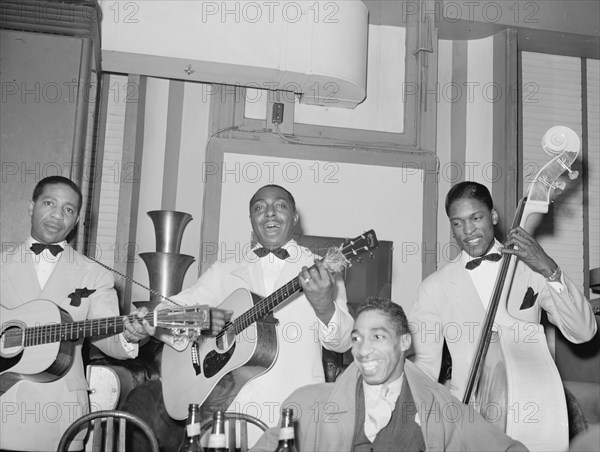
462, 126, 581, 451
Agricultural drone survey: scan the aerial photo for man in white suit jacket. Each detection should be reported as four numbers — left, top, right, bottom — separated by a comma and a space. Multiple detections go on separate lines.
410, 181, 596, 400
1, 176, 151, 451
156, 184, 354, 443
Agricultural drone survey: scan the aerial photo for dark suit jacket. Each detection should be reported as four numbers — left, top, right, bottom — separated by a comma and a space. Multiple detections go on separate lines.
250, 361, 527, 451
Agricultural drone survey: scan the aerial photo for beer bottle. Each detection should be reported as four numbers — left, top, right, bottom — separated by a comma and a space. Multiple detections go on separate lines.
178, 403, 203, 452
274, 408, 297, 452
206, 410, 227, 452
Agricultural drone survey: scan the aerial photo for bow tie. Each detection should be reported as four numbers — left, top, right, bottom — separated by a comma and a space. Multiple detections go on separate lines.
253, 247, 290, 260
30, 243, 64, 256
465, 253, 502, 270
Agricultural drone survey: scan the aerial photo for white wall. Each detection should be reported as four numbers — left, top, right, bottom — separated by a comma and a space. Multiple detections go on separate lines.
217, 153, 424, 309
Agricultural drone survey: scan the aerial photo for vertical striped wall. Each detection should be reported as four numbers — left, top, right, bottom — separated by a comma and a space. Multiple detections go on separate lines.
588, 60, 600, 275
436, 35, 498, 263
97, 75, 211, 308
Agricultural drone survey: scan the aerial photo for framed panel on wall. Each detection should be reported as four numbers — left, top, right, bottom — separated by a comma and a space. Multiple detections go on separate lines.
200, 137, 437, 313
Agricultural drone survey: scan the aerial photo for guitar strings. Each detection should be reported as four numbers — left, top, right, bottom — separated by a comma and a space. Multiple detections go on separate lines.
6, 311, 155, 346
5, 235, 371, 351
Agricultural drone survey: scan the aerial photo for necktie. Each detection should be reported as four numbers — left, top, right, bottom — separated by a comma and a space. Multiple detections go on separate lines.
253, 247, 289, 260
465, 252, 502, 270
364, 387, 396, 441
30, 243, 64, 256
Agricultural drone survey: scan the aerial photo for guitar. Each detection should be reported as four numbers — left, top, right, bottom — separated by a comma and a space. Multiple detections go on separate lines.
161, 230, 379, 420
0, 299, 210, 395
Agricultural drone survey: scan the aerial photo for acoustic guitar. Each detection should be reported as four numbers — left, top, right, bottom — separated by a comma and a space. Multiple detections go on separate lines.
0, 299, 210, 395
161, 230, 378, 420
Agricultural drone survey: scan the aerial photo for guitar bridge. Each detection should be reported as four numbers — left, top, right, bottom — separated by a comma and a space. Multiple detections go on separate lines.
191, 341, 201, 376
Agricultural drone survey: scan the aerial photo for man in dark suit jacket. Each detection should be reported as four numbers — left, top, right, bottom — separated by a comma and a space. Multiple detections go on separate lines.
1, 176, 151, 451
251, 298, 527, 452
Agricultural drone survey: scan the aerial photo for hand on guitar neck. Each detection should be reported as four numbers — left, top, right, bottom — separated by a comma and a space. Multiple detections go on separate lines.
122, 307, 154, 344
500, 226, 560, 279
299, 260, 337, 325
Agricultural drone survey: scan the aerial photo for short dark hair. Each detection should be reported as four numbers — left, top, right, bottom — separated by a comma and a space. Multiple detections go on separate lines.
32, 176, 83, 213
356, 297, 409, 336
249, 184, 296, 211
445, 181, 493, 216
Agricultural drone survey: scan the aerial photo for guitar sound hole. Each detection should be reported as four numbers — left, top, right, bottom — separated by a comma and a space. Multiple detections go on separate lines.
203, 343, 236, 379
1, 325, 24, 356
0, 326, 23, 372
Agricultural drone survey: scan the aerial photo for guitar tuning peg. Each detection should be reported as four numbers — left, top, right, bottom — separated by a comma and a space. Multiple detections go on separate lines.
554, 180, 566, 192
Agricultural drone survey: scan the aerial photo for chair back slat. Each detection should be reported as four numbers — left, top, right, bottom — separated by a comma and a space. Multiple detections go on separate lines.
240, 419, 249, 452
105, 417, 114, 452
118, 418, 126, 452
227, 418, 236, 452
57, 410, 159, 452
92, 420, 103, 452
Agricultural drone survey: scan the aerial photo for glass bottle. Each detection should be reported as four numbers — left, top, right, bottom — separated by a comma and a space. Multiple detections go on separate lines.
274, 408, 297, 452
178, 403, 203, 452
206, 410, 227, 452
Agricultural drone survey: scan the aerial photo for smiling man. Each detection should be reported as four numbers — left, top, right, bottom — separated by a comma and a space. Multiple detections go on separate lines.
250, 298, 527, 452
156, 184, 353, 446
410, 181, 596, 402
0, 176, 151, 451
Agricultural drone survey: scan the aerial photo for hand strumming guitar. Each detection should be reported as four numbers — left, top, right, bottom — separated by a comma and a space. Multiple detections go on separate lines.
207, 307, 234, 335
299, 260, 336, 325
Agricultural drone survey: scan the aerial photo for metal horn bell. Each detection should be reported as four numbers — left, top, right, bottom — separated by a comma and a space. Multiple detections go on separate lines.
139, 252, 195, 303
147, 210, 193, 254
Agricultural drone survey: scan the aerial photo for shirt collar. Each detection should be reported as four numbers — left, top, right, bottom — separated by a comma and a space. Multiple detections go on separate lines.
26, 236, 67, 258
459, 239, 502, 266
363, 373, 404, 404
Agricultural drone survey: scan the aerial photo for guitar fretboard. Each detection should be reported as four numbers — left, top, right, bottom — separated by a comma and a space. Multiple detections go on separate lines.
227, 230, 377, 337
6, 313, 153, 348
233, 277, 303, 334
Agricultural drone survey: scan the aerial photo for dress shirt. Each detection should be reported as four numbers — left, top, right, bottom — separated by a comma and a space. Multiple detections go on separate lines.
363, 374, 404, 441
460, 239, 565, 311
255, 242, 289, 294
27, 236, 65, 289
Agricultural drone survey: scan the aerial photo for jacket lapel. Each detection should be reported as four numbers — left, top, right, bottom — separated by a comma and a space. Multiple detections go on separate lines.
40, 246, 86, 311
3, 248, 41, 306
316, 363, 358, 450
231, 255, 266, 297
447, 262, 486, 325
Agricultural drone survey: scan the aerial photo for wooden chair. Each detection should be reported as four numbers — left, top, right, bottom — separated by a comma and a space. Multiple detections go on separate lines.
57, 410, 159, 452
200, 412, 268, 452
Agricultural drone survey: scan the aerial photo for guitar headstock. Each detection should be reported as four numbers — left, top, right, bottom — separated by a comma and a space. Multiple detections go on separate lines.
155, 305, 211, 335
527, 126, 580, 208
323, 230, 379, 273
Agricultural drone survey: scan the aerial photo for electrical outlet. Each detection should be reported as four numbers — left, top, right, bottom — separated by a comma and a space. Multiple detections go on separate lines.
272, 102, 284, 124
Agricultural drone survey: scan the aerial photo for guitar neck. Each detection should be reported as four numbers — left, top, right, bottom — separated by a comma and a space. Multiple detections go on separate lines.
24, 312, 152, 346
233, 277, 303, 334
229, 230, 378, 336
